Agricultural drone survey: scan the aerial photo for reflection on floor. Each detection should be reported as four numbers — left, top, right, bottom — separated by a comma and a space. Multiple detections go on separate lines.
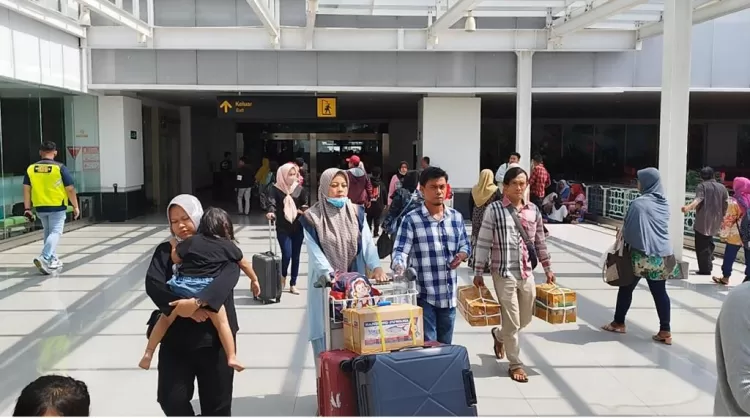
0, 217, 729, 416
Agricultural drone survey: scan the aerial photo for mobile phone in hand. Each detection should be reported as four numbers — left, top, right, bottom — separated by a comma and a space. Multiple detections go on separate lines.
24, 211, 34, 222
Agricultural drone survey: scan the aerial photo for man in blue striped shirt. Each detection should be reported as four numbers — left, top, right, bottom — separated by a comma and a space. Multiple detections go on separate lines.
391, 166, 471, 344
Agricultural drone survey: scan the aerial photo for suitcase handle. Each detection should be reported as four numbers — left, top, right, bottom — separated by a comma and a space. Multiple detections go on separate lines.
268, 219, 277, 253
463, 369, 477, 406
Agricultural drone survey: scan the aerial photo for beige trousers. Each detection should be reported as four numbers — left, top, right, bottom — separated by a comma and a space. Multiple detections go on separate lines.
491, 273, 536, 370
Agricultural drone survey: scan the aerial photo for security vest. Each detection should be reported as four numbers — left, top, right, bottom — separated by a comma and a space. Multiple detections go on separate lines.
26, 159, 68, 208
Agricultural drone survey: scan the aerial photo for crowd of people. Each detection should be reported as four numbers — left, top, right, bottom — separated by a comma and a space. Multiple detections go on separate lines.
15, 142, 750, 416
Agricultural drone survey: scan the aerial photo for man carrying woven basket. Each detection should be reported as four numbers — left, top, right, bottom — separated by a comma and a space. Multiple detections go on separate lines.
472, 166, 556, 383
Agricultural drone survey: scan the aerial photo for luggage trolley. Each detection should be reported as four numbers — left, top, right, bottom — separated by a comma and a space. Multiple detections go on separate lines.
313, 268, 419, 352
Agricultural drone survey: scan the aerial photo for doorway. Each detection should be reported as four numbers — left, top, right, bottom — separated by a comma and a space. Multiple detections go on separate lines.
260, 132, 389, 196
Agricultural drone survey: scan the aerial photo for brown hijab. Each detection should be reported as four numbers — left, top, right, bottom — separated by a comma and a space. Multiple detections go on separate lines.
303, 168, 360, 272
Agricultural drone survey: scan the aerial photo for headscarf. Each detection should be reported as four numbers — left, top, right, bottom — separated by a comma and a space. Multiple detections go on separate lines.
401, 170, 419, 193
167, 194, 204, 241
733, 177, 750, 213
622, 168, 672, 257
396, 161, 408, 181
472, 169, 499, 206
569, 183, 588, 211
255, 158, 270, 184
303, 168, 360, 272
557, 180, 571, 200
274, 163, 299, 223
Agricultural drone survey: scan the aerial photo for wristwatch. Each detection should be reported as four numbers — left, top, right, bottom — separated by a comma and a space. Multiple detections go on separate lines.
194, 298, 203, 307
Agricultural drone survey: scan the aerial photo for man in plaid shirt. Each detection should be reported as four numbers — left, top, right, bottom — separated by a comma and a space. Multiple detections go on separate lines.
529, 154, 551, 210
392, 166, 471, 344
473, 166, 556, 383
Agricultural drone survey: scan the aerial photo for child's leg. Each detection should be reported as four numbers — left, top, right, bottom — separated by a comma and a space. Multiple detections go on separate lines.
139, 311, 177, 370
207, 306, 244, 372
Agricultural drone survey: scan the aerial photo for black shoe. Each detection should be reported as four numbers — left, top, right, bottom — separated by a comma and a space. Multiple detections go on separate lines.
695, 271, 712, 276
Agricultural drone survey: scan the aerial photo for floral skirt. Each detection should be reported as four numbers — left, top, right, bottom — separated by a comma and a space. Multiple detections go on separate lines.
630, 248, 679, 281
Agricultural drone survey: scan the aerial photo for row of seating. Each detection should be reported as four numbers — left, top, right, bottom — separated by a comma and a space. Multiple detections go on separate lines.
1, 205, 76, 239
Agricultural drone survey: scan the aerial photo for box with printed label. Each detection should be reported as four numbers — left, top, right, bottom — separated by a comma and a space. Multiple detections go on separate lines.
534, 284, 577, 324
343, 304, 424, 355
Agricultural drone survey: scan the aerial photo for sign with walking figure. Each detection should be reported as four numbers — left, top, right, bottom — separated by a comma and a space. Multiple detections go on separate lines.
317, 98, 337, 118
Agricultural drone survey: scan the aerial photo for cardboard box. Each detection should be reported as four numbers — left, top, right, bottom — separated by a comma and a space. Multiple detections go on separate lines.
457, 285, 501, 327
343, 304, 424, 355
534, 284, 577, 324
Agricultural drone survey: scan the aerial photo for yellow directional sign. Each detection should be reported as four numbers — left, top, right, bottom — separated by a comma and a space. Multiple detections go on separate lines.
219, 100, 232, 114
317, 98, 337, 118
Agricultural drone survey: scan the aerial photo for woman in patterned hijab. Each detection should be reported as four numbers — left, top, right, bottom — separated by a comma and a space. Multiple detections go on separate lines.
300, 168, 385, 371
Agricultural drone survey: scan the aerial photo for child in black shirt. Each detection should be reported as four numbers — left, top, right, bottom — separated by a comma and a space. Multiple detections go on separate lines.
139, 207, 260, 372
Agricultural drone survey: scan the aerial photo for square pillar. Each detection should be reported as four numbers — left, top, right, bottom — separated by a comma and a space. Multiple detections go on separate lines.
419, 96, 481, 218
515, 50, 533, 174
658, 0, 692, 260
98, 96, 145, 221
180, 106, 193, 194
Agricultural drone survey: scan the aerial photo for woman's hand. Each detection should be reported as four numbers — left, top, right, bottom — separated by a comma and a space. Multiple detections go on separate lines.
266, 213, 275, 221
169, 298, 200, 318
191, 308, 210, 322
251, 280, 261, 297
371, 267, 388, 284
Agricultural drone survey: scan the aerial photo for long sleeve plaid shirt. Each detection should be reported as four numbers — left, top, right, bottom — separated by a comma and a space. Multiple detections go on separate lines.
472, 197, 552, 279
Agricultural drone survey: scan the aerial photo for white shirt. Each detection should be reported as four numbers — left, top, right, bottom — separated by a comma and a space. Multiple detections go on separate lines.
548, 204, 569, 222
495, 163, 509, 183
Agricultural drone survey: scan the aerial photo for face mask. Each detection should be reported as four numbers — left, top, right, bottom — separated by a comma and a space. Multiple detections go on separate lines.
326, 197, 347, 209
285, 174, 297, 186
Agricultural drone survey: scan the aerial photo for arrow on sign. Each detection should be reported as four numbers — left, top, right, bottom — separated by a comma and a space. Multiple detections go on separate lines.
219, 100, 232, 114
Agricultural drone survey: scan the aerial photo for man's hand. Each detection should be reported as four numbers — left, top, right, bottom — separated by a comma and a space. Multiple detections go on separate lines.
449, 252, 468, 270
681, 205, 689, 213
72, 207, 80, 220
191, 308, 210, 322
473, 275, 485, 288
371, 267, 388, 284
169, 298, 200, 318
23, 210, 34, 222
545, 271, 556, 284
392, 264, 405, 276
251, 280, 261, 297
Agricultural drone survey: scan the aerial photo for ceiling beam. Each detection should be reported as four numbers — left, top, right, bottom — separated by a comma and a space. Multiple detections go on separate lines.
638, 0, 750, 39
0, 0, 85, 37
306, 0, 318, 49
550, 0, 649, 38
72, 0, 151, 37
428, 0, 482, 35
245, 0, 280, 48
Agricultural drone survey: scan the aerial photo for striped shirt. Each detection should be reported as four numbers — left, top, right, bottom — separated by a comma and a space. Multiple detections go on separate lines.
391, 204, 471, 309
473, 197, 552, 279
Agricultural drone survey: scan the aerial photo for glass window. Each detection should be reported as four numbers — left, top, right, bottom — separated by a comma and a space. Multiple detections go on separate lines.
480, 120, 515, 172
561, 125, 595, 181
593, 125, 626, 183
625, 124, 659, 173
531, 124, 562, 176
687, 124, 706, 170
738, 125, 750, 168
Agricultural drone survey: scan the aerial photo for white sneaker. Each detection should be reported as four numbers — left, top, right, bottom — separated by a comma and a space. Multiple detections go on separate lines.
33, 257, 51, 275
49, 258, 63, 269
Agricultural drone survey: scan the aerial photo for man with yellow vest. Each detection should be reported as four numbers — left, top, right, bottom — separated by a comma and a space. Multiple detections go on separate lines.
23, 141, 80, 274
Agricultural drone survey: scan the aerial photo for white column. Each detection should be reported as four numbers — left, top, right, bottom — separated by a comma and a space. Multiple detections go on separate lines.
97, 96, 143, 193
419, 96, 481, 189
151, 106, 162, 208
515, 50, 533, 174
179, 106, 193, 194
133, 0, 140, 20
658, 0, 692, 260
146, 0, 154, 25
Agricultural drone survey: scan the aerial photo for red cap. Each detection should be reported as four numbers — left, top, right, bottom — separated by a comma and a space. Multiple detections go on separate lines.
347, 155, 361, 165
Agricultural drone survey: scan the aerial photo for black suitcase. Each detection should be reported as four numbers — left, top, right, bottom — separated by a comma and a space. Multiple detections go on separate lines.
252, 220, 283, 304
351, 344, 478, 416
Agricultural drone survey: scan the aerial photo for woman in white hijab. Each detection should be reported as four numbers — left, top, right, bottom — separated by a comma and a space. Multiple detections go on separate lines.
299, 168, 386, 369
145, 194, 240, 416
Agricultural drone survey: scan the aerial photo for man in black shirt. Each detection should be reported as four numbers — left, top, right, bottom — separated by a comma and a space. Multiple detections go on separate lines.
236, 157, 254, 215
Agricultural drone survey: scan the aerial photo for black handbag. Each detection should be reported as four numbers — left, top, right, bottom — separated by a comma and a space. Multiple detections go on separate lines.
376, 233, 394, 260
508, 207, 539, 270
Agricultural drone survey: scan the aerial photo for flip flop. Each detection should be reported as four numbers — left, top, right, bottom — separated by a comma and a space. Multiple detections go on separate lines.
509, 367, 529, 383
712, 277, 729, 285
601, 323, 626, 334
491, 327, 505, 359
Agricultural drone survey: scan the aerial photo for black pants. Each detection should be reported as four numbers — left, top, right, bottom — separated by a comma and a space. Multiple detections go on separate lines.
366, 201, 384, 236
614, 277, 671, 332
694, 231, 715, 274
157, 344, 234, 416
530, 195, 549, 233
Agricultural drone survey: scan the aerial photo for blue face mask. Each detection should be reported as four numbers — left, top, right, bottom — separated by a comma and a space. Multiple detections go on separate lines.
326, 197, 348, 209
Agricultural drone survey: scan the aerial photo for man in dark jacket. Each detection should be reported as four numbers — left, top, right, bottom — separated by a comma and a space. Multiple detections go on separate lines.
367, 166, 385, 237
346, 155, 372, 207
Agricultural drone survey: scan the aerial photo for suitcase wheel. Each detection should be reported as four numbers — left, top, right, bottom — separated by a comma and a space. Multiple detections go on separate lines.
276, 294, 282, 303
339, 359, 353, 373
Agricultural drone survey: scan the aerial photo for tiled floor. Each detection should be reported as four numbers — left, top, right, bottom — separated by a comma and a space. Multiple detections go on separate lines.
0, 217, 732, 416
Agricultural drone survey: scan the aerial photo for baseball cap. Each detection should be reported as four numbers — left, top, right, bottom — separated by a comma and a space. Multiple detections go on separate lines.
346, 155, 361, 165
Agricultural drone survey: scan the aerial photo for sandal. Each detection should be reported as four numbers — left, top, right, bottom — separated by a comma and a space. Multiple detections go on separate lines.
712, 276, 730, 285
491, 327, 505, 360
601, 322, 626, 334
652, 332, 672, 345
509, 367, 529, 383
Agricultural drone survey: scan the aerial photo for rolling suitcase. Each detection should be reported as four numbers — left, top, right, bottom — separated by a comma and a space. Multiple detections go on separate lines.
351, 344, 478, 416
317, 350, 358, 416
252, 220, 283, 304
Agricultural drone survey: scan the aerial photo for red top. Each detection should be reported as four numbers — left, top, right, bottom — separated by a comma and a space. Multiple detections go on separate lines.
529, 164, 551, 199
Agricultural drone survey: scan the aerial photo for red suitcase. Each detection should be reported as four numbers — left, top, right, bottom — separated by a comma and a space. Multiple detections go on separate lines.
317, 350, 358, 416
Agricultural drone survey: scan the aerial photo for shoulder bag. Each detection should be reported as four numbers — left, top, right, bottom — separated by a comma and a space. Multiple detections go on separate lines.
507, 206, 539, 270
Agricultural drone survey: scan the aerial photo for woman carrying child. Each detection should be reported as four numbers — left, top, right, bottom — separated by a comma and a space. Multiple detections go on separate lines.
144, 195, 259, 416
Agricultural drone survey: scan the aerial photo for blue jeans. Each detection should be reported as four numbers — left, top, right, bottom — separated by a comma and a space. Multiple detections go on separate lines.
277, 229, 304, 286
37, 210, 66, 262
418, 298, 456, 344
167, 275, 213, 298
723, 244, 750, 279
